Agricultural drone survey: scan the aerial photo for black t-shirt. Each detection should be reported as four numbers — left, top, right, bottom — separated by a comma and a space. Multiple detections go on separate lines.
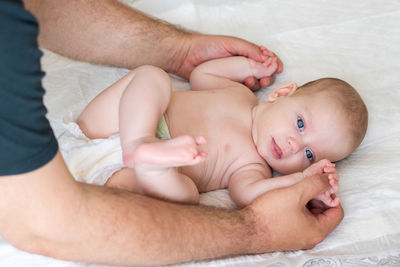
0, 0, 58, 175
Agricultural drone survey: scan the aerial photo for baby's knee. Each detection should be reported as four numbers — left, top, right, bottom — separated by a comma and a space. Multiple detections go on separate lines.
135, 65, 172, 95
106, 168, 139, 193
136, 65, 170, 83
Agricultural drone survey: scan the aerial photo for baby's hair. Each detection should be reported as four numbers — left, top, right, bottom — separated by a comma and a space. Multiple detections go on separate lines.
296, 78, 368, 150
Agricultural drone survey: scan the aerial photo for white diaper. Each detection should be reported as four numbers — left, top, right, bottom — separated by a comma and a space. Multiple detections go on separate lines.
58, 112, 125, 185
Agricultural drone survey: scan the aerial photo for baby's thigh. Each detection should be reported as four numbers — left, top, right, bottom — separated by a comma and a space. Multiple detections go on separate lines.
106, 167, 139, 193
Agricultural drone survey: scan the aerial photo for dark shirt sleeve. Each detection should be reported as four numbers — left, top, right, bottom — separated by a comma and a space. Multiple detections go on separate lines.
0, 0, 58, 175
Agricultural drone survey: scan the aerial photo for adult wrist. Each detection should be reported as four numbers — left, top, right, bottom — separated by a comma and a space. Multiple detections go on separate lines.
164, 31, 193, 77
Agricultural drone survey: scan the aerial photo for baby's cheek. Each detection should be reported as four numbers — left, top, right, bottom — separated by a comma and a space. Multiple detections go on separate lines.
277, 158, 308, 174
294, 159, 310, 173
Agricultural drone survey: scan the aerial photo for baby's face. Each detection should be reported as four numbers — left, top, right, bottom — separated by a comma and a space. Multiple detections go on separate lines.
252, 92, 354, 174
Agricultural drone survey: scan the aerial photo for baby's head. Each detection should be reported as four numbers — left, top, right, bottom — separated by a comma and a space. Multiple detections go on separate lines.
252, 78, 368, 174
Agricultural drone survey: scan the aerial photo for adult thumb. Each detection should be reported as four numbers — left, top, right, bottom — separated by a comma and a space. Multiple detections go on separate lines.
296, 174, 331, 205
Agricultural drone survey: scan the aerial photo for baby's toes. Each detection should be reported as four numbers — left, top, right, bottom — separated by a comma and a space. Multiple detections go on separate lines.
180, 147, 206, 166
181, 144, 199, 158
195, 135, 207, 145
174, 135, 197, 146
189, 151, 208, 165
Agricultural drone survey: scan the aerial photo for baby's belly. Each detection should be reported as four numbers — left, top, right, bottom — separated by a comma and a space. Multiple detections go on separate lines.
180, 163, 231, 192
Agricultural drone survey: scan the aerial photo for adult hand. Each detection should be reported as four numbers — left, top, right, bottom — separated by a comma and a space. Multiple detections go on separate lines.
175, 34, 284, 91
242, 173, 344, 253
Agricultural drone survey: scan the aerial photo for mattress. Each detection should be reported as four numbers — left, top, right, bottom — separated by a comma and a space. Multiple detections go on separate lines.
1, 0, 399, 266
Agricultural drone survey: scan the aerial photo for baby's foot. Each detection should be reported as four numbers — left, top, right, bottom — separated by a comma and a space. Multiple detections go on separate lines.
133, 135, 207, 169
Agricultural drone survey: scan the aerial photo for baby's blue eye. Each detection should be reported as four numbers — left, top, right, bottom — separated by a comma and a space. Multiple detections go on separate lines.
297, 117, 304, 131
305, 149, 313, 161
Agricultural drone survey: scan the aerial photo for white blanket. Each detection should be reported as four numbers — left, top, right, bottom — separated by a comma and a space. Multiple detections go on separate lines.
1, 0, 399, 266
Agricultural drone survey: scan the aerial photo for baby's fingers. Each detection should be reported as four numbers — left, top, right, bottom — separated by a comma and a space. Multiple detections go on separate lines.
323, 166, 337, 173
324, 195, 340, 208
328, 172, 339, 181
328, 178, 339, 194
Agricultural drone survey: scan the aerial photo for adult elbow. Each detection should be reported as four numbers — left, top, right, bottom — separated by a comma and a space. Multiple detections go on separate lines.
1, 226, 54, 258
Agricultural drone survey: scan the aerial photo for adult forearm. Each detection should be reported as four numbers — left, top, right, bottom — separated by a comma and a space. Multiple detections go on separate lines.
71, 186, 253, 265
0, 153, 254, 265
24, 0, 189, 72
28, 184, 255, 265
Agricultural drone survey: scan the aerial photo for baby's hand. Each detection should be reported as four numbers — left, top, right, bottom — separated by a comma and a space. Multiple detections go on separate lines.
303, 159, 340, 207
248, 46, 278, 79
244, 46, 283, 90
303, 159, 336, 177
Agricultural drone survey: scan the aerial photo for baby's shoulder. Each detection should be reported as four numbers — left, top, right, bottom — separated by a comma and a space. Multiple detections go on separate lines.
218, 84, 258, 104
229, 161, 272, 182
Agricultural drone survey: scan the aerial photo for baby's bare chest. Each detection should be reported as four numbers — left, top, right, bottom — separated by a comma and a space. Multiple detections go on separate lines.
167, 89, 262, 191
181, 118, 262, 191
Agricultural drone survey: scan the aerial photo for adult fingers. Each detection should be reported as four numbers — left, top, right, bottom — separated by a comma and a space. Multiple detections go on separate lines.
244, 75, 276, 91
315, 204, 344, 234
260, 76, 275, 88
244, 76, 261, 91
229, 37, 265, 62
226, 37, 284, 75
260, 47, 284, 74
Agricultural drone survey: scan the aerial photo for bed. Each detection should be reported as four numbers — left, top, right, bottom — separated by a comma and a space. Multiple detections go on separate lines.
1, 0, 399, 266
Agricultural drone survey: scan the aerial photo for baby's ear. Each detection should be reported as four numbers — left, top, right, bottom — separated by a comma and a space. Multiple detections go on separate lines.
267, 82, 298, 102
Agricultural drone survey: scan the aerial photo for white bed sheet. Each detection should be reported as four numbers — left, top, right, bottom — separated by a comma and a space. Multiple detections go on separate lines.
1, 0, 400, 266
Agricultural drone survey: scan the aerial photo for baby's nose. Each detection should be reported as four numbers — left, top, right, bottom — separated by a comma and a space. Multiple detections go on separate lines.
287, 136, 301, 154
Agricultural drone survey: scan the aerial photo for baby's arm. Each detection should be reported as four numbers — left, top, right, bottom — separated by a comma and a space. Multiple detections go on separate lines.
229, 163, 304, 208
229, 160, 339, 208
303, 159, 340, 208
189, 55, 278, 91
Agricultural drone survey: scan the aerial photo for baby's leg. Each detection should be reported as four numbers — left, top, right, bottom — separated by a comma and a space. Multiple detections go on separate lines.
107, 135, 206, 204
106, 168, 140, 193
134, 135, 206, 204
134, 135, 207, 167
78, 65, 173, 168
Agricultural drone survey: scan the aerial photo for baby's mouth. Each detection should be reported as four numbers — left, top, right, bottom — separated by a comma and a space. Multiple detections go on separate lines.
271, 138, 282, 159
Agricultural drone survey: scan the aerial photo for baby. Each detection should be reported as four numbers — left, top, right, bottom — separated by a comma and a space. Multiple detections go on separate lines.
76, 50, 368, 207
